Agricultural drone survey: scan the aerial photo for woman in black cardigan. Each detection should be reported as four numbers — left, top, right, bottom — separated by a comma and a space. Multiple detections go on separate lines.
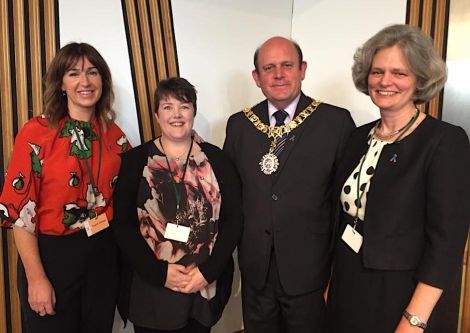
327, 24, 470, 333
112, 77, 242, 332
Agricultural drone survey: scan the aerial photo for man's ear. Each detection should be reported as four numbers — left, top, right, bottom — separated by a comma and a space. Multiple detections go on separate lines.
252, 69, 261, 88
300, 61, 307, 80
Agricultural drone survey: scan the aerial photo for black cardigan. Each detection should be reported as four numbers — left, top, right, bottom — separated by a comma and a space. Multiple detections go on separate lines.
112, 140, 243, 322
333, 116, 470, 290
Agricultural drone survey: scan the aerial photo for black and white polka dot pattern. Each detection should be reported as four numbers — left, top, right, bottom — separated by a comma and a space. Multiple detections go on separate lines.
340, 128, 389, 220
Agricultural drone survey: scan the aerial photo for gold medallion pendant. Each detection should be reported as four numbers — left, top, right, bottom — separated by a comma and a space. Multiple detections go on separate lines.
259, 152, 279, 175
243, 100, 321, 175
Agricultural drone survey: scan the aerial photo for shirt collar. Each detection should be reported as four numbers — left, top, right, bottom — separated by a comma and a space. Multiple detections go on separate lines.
268, 94, 301, 126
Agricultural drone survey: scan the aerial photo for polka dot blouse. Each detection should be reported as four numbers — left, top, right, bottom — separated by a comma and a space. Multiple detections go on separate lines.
340, 128, 389, 221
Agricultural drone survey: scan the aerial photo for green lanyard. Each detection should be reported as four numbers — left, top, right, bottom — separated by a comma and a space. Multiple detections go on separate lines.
392, 109, 419, 142
72, 125, 102, 198
353, 142, 371, 229
353, 109, 419, 229
159, 137, 193, 223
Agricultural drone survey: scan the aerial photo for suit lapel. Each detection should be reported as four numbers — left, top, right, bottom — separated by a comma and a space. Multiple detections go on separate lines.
273, 93, 313, 180
253, 100, 270, 125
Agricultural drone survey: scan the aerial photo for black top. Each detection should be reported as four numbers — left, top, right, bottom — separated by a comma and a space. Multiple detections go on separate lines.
332, 116, 470, 289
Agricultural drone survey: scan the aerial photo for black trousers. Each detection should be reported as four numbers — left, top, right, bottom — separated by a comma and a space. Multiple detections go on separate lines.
241, 251, 327, 333
134, 319, 210, 333
18, 228, 118, 333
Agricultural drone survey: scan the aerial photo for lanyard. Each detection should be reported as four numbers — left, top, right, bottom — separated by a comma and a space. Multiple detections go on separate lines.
392, 109, 419, 142
353, 140, 371, 229
72, 124, 102, 198
159, 137, 193, 223
353, 109, 419, 229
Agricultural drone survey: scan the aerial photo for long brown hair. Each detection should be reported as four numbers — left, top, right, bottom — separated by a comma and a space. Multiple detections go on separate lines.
43, 42, 115, 128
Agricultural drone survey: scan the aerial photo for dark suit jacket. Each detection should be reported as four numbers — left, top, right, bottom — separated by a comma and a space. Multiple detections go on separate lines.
332, 116, 470, 290
223, 93, 355, 295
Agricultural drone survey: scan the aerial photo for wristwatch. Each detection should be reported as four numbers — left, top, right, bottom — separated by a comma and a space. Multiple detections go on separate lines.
403, 310, 427, 329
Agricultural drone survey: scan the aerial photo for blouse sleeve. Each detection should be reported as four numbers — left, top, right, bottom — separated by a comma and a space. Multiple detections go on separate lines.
0, 119, 46, 234
112, 145, 169, 287
415, 126, 470, 289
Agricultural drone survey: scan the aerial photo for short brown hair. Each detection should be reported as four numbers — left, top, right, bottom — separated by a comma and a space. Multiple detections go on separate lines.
154, 77, 197, 115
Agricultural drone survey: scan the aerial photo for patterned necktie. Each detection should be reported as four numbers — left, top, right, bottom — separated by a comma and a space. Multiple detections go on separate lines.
273, 109, 289, 156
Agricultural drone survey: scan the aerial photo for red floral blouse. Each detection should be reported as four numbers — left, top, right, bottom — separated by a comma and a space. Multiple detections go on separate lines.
0, 115, 129, 235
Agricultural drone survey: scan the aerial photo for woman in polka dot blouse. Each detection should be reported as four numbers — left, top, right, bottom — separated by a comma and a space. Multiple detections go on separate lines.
327, 24, 470, 333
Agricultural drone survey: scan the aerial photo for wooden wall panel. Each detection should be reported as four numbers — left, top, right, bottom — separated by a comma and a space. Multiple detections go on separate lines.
406, 0, 449, 119
0, 1, 59, 332
7, 234, 20, 333
0, 235, 5, 333
160, 0, 178, 77
122, 0, 179, 143
123, 0, 153, 141
0, 3, 13, 330
29, 0, 44, 117
137, 0, 160, 135
0, 0, 14, 161
150, 4, 167, 80
0, 2, 15, 330
13, 0, 29, 129
407, 1, 468, 332
43, 0, 58, 68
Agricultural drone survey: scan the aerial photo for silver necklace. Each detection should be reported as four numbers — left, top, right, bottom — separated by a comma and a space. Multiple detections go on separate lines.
159, 137, 191, 162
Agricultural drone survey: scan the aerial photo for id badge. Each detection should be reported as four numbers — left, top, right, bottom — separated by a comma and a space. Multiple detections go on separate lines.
164, 223, 190, 243
341, 224, 363, 253
83, 213, 110, 237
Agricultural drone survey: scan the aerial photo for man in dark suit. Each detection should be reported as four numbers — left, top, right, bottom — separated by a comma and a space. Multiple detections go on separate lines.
223, 36, 355, 332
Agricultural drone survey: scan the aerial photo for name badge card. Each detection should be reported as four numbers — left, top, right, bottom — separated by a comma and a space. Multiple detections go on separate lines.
341, 224, 363, 253
164, 223, 190, 243
84, 213, 109, 237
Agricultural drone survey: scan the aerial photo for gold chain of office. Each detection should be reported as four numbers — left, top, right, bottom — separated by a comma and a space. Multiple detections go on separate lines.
242, 99, 322, 140
243, 99, 322, 175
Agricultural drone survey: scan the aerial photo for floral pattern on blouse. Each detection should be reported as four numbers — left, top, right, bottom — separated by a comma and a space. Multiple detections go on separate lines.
137, 147, 221, 299
0, 115, 129, 235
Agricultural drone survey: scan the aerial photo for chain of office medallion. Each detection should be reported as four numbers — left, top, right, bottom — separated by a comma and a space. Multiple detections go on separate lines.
242, 99, 321, 139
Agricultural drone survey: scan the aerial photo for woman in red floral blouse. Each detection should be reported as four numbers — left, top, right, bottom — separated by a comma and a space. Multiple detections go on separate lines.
0, 43, 129, 333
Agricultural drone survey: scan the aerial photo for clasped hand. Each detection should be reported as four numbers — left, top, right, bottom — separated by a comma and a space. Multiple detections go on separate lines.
164, 264, 208, 294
